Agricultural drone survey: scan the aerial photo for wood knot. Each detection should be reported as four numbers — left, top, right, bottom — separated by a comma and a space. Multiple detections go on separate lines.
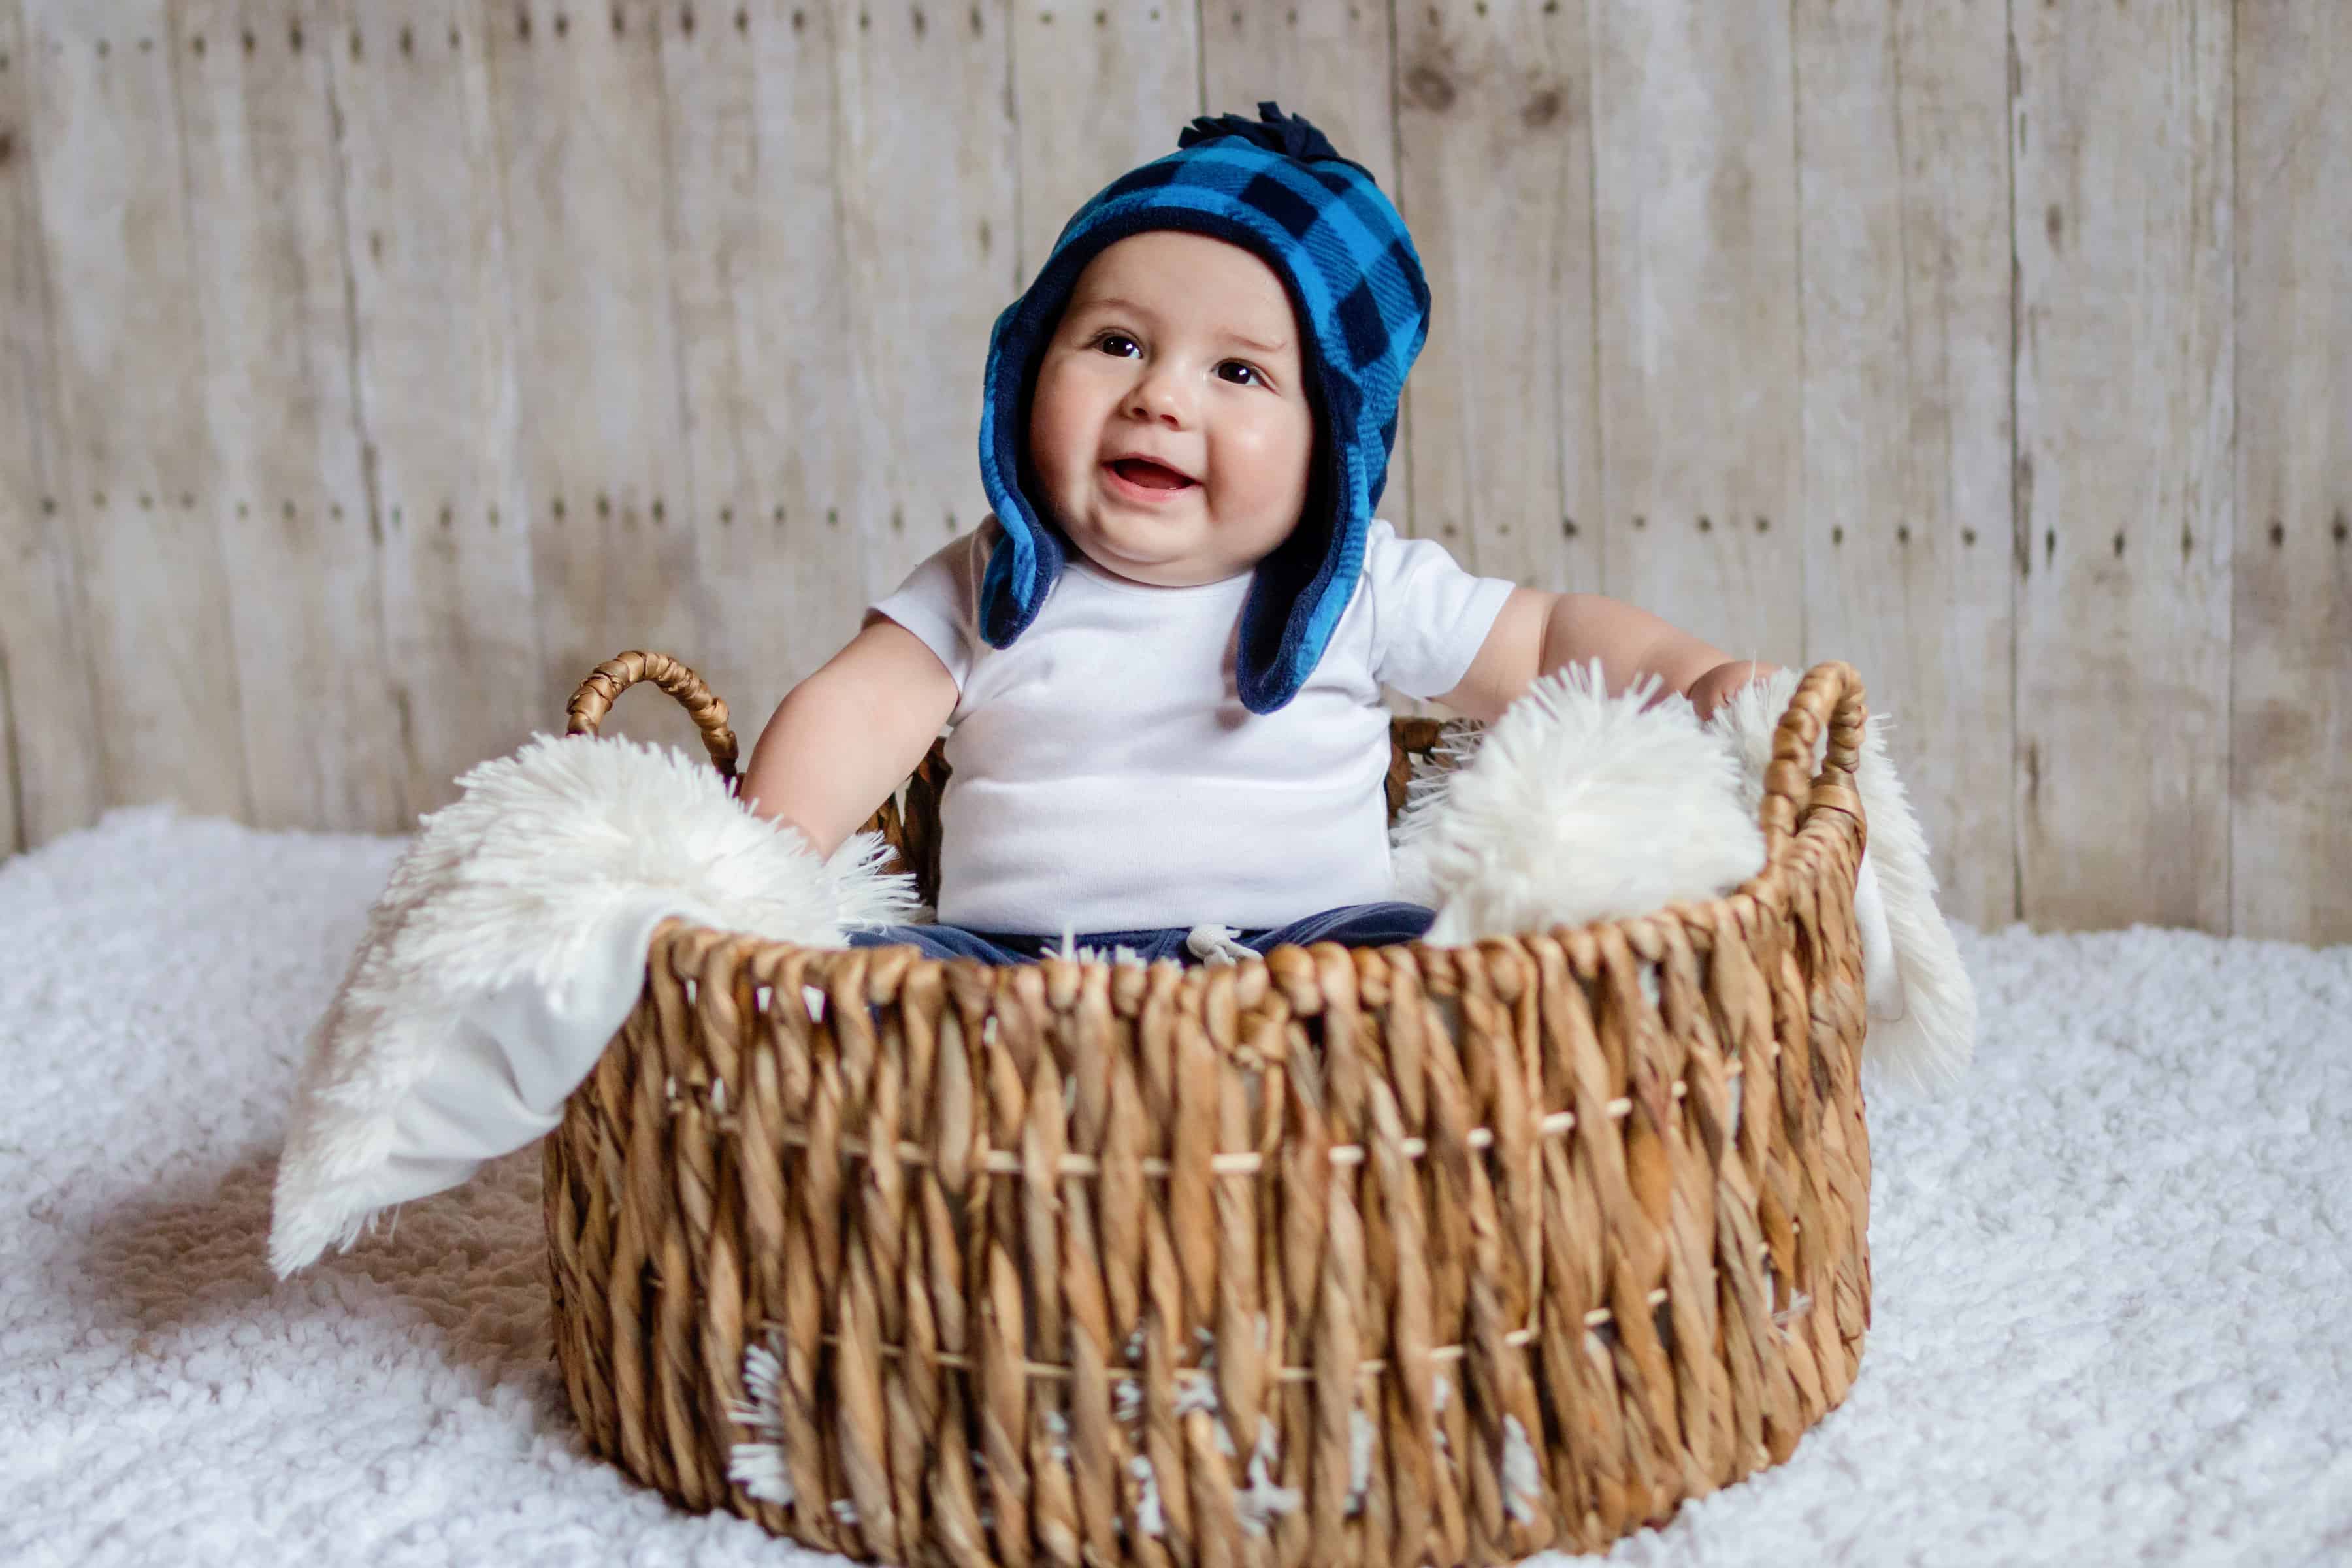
1404, 63, 1454, 112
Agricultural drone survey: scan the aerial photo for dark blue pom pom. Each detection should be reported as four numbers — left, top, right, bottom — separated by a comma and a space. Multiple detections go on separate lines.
1179, 100, 1351, 166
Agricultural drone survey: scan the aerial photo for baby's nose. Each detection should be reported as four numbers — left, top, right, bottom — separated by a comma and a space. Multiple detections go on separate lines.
1130, 370, 1193, 420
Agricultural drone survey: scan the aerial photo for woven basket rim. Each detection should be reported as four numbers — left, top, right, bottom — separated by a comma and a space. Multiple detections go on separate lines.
566, 650, 1869, 981
638, 799, 1861, 991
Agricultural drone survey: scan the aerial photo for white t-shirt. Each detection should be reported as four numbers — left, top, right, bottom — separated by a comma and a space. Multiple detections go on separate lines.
869, 515, 1518, 934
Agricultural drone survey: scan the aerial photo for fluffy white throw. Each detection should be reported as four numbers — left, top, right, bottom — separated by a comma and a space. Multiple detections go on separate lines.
269, 668, 1973, 1277
266, 734, 921, 1277
1395, 662, 1974, 1095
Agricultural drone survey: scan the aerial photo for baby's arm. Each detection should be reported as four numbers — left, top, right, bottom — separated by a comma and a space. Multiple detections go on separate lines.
1437, 587, 1774, 723
736, 613, 960, 860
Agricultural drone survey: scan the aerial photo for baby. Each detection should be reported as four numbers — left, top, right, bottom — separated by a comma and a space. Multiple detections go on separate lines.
740, 103, 1770, 967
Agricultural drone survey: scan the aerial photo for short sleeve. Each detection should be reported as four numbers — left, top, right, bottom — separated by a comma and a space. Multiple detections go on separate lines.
1362, 518, 1521, 698
867, 520, 993, 690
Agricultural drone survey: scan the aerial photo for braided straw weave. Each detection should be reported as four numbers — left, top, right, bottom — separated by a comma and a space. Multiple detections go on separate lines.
549, 649, 1874, 1566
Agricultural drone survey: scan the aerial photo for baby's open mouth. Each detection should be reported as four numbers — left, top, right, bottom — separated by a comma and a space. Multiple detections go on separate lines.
1107, 457, 1196, 491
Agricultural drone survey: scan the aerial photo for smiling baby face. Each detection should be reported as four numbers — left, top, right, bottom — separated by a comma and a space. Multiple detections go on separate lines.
1024, 231, 1315, 589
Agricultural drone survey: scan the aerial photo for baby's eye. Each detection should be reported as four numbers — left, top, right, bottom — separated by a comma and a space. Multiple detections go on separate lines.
1093, 331, 1141, 358
1217, 361, 1263, 387
1090, 332, 1264, 389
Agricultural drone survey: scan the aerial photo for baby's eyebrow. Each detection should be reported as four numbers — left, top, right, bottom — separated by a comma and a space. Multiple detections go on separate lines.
1074, 296, 1290, 357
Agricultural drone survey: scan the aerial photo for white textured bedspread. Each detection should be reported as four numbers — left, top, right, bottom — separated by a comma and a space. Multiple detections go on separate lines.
3, 806, 2345, 1566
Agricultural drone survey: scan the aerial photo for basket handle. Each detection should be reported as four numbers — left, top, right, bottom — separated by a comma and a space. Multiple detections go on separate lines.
564, 650, 740, 793
1757, 659, 1867, 864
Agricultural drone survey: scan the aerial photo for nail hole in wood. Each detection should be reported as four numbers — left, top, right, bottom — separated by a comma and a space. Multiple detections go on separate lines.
2268, 519, 2284, 547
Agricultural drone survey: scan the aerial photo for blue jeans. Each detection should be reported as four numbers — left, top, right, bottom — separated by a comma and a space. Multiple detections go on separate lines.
844, 900, 1436, 966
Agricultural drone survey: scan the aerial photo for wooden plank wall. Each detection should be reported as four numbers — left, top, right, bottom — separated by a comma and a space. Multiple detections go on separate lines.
0, 0, 2344, 943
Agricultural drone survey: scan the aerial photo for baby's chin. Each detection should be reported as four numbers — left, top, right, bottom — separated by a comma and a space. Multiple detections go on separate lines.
1068, 535, 1222, 587
1039, 483, 1296, 586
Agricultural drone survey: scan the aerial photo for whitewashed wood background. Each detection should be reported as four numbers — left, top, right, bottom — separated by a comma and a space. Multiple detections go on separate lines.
1, 0, 2344, 941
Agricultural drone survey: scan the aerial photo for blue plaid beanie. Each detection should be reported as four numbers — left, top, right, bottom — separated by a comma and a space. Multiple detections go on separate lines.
975, 101, 1433, 715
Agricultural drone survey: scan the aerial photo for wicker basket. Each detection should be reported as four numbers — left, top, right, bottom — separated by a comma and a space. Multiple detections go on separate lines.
546, 649, 1874, 1566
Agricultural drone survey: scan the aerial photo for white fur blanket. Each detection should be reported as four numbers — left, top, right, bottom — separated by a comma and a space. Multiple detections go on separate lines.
1396, 664, 1972, 1094
270, 665, 1972, 1277
266, 738, 921, 1277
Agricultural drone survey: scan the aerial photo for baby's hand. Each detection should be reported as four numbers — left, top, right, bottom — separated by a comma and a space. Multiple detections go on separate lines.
1684, 659, 1777, 721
